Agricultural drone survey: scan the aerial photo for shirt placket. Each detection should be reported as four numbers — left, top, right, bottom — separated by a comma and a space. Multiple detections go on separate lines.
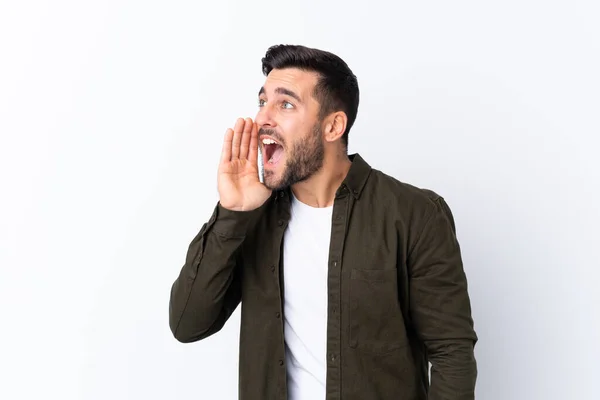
275, 190, 291, 399
325, 186, 352, 400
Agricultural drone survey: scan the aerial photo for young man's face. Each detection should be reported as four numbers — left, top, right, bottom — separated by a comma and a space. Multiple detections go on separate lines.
256, 68, 326, 190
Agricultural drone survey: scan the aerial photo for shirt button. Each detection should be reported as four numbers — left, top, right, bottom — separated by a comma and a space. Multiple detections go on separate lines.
330, 354, 337, 362
279, 359, 284, 366
275, 312, 281, 318
270, 265, 275, 273
278, 220, 284, 226
333, 261, 338, 267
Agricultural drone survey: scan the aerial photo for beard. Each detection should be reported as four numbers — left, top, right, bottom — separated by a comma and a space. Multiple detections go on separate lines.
262, 123, 325, 191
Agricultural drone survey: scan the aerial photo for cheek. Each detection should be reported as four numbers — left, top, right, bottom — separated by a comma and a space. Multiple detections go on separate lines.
283, 117, 311, 138
277, 113, 297, 130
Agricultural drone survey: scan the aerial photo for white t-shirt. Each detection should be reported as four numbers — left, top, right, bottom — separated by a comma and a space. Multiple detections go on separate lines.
282, 192, 333, 400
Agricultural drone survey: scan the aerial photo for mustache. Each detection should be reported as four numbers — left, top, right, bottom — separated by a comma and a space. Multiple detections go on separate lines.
259, 128, 285, 145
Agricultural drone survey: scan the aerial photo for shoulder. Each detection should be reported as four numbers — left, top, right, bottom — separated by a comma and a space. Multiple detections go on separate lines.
367, 167, 442, 210
364, 167, 458, 232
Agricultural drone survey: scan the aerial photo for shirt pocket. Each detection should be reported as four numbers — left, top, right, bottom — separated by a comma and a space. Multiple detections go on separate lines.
348, 268, 408, 354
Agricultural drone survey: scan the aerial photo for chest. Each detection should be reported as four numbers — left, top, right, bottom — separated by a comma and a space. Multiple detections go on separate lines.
240, 196, 406, 302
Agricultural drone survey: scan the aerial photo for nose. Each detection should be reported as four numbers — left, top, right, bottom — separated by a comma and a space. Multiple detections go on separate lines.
255, 103, 276, 130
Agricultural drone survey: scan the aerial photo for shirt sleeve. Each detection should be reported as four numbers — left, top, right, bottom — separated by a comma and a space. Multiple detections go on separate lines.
169, 201, 267, 343
407, 196, 478, 399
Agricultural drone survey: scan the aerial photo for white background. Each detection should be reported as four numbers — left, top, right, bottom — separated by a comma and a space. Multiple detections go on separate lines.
1, 1, 599, 399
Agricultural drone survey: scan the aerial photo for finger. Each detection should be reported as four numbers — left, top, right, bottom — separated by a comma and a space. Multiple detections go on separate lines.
220, 128, 234, 164
239, 117, 253, 159
248, 122, 259, 163
231, 118, 244, 159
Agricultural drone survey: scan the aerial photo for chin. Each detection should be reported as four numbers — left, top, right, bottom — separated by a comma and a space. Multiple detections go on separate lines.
263, 176, 279, 190
263, 170, 285, 191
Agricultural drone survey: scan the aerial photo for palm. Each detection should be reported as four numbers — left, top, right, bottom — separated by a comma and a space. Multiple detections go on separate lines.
217, 118, 271, 211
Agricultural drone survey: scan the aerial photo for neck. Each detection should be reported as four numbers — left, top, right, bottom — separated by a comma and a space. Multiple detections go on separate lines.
291, 150, 352, 208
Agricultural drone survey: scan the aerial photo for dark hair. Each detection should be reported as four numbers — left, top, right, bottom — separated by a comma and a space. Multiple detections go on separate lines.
261, 44, 359, 149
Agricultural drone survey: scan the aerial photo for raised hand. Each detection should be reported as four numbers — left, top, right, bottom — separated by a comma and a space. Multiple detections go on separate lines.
217, 117, 272, 211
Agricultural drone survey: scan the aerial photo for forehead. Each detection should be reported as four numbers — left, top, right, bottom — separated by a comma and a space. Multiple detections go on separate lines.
261, 68, 319, 98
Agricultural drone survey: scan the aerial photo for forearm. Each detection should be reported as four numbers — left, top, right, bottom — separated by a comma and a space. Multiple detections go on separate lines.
427, 339, 477, 399
169, 202, 264, 342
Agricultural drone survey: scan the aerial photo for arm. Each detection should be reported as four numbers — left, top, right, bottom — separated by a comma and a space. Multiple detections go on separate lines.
169, 202, 265, 343
407, 196, 478, 399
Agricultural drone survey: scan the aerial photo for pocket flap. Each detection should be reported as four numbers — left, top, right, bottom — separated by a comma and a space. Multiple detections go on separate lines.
350, 268, 396, 282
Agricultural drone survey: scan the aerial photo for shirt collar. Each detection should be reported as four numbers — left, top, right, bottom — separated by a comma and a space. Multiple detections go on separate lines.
339, 153, 372, 199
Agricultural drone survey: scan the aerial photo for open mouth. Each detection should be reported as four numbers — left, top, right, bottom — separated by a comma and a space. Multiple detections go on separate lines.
261, 137, 284, 166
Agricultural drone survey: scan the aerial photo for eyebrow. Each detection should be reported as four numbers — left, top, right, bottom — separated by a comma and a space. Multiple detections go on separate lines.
258, 86, 303, 103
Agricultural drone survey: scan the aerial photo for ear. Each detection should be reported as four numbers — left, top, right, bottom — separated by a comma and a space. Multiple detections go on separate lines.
323, 111, 348, 143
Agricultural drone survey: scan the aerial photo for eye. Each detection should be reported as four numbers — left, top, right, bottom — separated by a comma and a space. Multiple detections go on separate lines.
258, 99, 266, 107
282, 101, 294, 109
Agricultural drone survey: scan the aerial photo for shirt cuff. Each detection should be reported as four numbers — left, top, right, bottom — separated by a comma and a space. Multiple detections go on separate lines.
211, 201, 268, 238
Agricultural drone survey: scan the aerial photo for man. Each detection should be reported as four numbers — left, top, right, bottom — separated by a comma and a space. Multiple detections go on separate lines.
169, 44, 478, 400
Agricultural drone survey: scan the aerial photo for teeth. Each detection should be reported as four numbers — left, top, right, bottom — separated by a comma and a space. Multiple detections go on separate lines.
262, 138, 277, 145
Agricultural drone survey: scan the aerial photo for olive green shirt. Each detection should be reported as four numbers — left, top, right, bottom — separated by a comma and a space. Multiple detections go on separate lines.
169, 153, 478, 400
